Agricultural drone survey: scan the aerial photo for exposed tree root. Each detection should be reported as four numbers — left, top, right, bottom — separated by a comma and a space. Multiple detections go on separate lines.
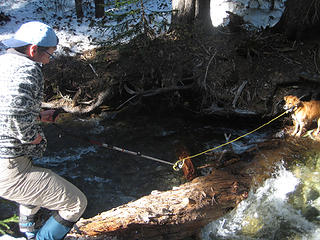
42, 87, 112, 113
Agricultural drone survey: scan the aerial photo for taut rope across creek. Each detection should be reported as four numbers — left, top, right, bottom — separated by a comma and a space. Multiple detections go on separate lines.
173, 109, 291, 171
52, 109, 291, 173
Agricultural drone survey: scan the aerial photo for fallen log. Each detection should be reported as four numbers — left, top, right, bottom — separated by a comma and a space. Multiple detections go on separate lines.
66, 169, 250, 240
65, 137, 299, 240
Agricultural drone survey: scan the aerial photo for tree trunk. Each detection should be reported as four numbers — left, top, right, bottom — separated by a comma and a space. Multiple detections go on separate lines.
66, 169, 250, 240
75, 0, 83, 18
172, 0, 212, 31
195, 0, 211, 30
273, 0, 320, 40
95, 0, 105, 18
172, 0, 196, 25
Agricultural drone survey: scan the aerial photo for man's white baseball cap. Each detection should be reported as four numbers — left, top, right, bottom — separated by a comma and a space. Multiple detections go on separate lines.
2, 21, 59, 48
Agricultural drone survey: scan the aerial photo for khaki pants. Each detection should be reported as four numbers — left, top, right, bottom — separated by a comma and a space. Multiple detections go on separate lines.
0, 156, 87, 222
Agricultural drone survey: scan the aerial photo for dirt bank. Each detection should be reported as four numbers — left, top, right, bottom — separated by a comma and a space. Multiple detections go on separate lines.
42, 27, 320, 121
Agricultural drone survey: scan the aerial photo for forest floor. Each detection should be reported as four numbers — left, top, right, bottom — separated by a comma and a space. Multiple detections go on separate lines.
42, 24, 320, 123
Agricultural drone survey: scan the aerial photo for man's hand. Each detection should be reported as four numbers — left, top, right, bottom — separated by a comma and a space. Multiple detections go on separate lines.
31, 134, 42, 144
39, 110, 59, 123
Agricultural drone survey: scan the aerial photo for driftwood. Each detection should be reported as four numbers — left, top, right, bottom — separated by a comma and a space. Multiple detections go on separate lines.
42, 88, 112, 114
232, 81, 247, 108
42, 85, 193, 114
123, 84, 194, 97
203, 104, 257, 117
67, 169, 250, 240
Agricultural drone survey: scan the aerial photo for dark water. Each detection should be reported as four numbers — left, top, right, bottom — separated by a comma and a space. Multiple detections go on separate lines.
38, 110, 267, 218
3, 109, 320, 239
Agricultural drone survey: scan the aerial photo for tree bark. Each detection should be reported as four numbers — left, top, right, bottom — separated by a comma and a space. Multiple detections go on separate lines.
95, 0, 105, 18
66, 169, 250, 240
75, 0, 83, 18
273, 0, 320, 40
172, 0, 196, 25
172, 0, 212, 31
195, 0, 211, 30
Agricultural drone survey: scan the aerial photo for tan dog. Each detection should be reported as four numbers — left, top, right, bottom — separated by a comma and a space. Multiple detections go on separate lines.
283, 95, 320, 136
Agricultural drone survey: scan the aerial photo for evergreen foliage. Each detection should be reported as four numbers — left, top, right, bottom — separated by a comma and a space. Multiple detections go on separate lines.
102, 0, 171, 43
0, 215, 19, 235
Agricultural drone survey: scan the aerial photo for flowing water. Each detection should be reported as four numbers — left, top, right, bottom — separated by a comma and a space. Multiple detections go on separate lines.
34, 110, 320, 239
201, 142, 320, 239
201, 167, 320, 240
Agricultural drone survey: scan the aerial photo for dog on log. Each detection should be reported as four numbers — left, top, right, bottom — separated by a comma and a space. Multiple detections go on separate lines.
283, 95, 320, 137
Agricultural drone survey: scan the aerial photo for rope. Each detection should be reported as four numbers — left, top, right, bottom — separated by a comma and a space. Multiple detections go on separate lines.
172, 110, 290, 171
52, 109, 290, 171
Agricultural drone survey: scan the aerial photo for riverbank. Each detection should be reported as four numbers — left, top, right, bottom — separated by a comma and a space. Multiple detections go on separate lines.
40, 25, 320, 122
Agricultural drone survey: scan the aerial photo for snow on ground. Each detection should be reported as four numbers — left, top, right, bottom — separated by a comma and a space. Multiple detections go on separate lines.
0, 235, 24, 240
0, 0, 171, 55
211, 0, 286, 28
0, 0, 286, 56
0, 0, 91, 54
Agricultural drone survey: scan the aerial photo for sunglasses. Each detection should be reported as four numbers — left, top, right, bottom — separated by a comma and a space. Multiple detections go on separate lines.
43, 50, 56, 59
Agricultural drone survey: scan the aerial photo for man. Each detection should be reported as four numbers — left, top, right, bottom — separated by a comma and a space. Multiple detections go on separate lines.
0, 21, 87, 240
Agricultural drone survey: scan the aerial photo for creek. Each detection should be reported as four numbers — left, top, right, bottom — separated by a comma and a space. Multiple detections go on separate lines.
35, 109, 320, 240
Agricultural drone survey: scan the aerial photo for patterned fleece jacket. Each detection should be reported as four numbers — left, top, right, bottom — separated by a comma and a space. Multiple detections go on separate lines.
0, 49, 47, 158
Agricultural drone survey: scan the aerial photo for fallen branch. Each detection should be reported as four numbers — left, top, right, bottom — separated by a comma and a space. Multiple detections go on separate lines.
299, 71, 320, 83
202, 54, 216, 90
43, 84, 194, 114
117, 84, 194, 110
88, 63, 99, 77
42, 87, 112, 114
232, 81, 247, 108
203, 104, 256, 116
124, 84, 194, 97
